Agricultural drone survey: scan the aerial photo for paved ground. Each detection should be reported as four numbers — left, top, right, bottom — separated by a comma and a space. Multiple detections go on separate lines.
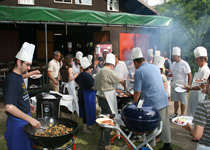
0, 98, 197, 150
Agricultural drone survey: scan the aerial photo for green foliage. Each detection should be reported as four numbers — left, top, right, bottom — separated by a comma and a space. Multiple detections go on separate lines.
156, 0, 210, 74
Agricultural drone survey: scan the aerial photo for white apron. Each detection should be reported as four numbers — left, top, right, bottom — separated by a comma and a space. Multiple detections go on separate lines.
104, 90, 118, 115
104, 90, 120, 137
62, 81, 79, 116
187, 72, 206, 116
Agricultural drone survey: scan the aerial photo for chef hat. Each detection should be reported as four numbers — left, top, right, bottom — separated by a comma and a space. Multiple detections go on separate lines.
148, 49, 153, 57
194, 46, 207, 58
15, 42, 35, 63
67, 42, 72, 48
153, 56, 165, 68
132, 47, 143, 60
87, 55, 93, 64
80, 57, 91, 69
105, 53, 115, 65
172, 47, 181, 56
75, 51, 83, 60
155, 50, 160, 57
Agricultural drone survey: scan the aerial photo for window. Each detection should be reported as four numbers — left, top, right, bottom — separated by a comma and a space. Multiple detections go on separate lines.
54, 0, 72, 4
18, 0, 35, 5
75, 0, 92, 6
107, 0, 119, 12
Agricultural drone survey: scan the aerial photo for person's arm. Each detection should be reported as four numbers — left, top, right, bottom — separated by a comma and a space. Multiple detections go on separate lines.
48, 71, 59, 85
164, 82, 167, 92
134, 91, 141, 103
22, 70, 40, 79
187, 73, 192, 85
5, 104, 41, 129
183, 123, 204, 140
68, 68, 78, 82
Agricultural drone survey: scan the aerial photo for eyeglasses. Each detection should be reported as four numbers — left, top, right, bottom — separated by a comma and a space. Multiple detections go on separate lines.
23, 62, 31, 67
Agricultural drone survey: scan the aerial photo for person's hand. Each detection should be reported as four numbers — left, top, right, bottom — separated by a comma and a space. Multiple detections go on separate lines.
29, 118, 41, 129
32, 70, 41, 75
74, 72, 79, 78
168, 72, 172, 77
183, 85, 191, 92
30, 104, 36, 113
183, 123, 191, 132
53, 80, 59, 85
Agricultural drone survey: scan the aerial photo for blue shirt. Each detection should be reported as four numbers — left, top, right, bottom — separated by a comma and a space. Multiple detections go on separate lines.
134, 62, 169, 110
3, 71, 31, 114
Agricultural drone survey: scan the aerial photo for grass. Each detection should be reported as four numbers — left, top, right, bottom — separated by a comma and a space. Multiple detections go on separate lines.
0, 110, 184, 150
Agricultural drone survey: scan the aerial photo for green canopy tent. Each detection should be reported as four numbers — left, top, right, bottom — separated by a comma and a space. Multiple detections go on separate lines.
0, 5, 174, 88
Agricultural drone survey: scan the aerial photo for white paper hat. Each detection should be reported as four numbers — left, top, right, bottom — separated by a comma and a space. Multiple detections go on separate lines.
172, 47, 181, 56
75, 51, 83, 60
155, 50, 160, 57
67, 42, 72, 48
105, 53, 115, 65
194, 46, 207, 58
15, 42, 35, 63
80, 57, 91, 69
154, 56, 165, 68
148, 49, 153, 57
132, 47, 143, 60
87, 55, 93, 64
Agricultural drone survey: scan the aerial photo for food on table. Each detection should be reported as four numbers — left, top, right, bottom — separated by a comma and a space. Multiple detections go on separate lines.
34, 124, 73, 137
194, 79, 206, 82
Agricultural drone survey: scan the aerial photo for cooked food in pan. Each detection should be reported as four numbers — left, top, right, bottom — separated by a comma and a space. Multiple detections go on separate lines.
34, 124, 73, 137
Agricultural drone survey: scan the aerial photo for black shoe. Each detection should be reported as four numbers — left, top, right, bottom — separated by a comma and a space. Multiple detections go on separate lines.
159, 146, 173, 150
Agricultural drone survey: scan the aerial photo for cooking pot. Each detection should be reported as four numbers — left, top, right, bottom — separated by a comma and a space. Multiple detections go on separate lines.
24, 118, 78, 148
121, 102, 161, 133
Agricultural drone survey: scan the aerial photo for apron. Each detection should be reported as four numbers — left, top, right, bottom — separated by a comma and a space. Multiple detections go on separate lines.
187, 72, 206, 116
5, 114, 32, 150
82, 89, 96, 126
62, 81, 79, 116
104, 90, 121, 137
104, 90, 118, 115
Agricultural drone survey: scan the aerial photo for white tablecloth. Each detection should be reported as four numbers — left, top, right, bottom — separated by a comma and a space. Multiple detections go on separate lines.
30, 94, 77, 113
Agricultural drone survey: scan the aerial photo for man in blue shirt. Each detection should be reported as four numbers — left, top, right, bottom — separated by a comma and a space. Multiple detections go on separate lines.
132, 47, 172, 150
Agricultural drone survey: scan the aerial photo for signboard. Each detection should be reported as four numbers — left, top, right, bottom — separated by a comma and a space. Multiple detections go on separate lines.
107, 0, 119, 12
18, 0, 34, 5
95, 44, 112, 58
75, 0, 92, 6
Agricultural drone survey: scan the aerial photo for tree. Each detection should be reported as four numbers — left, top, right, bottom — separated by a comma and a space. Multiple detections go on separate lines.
156, 0, 210, 73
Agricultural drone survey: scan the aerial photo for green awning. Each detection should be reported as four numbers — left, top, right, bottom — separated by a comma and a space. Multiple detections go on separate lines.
0, 5, 173, 27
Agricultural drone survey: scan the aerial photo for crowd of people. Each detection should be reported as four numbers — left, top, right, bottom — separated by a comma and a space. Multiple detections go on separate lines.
2, 41, 210, 150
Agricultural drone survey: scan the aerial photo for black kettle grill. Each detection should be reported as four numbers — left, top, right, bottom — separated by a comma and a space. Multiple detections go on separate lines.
121, 102, 161, 133
36, 92, 62, 119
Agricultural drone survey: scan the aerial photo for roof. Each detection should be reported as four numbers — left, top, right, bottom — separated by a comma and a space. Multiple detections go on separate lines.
0, 5, 173, 27
137, 0, 159, 15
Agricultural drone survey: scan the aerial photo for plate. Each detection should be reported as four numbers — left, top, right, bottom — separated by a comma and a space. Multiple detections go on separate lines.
175, 87, 187, 93
96, 118, 113, 125
172, 116, 193, 126
175, 83, 184, 88
193, 79, 207, 84
30, 74, 42, 79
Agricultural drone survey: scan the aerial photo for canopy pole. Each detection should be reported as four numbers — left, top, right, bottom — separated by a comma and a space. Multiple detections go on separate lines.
45, 24, 49, 92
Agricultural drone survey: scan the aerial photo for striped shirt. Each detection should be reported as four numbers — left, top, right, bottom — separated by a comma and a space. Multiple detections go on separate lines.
193, 100, 210, 147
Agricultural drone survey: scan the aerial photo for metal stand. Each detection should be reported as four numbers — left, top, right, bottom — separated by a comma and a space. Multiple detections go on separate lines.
98, 121, 163, 150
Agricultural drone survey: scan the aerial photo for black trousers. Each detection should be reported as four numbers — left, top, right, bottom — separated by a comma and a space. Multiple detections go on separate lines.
98, 97, 112, 146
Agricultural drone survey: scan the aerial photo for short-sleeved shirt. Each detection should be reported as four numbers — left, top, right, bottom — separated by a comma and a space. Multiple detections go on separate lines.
94, 67, 122, 96
171, 59, 191, 83
3, 71, 30, 114
75, 71, 94, 98
134, 62, 168, 110
193, 100, 210, 147
48, 59, 60, 78
114, 61, 128, 90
